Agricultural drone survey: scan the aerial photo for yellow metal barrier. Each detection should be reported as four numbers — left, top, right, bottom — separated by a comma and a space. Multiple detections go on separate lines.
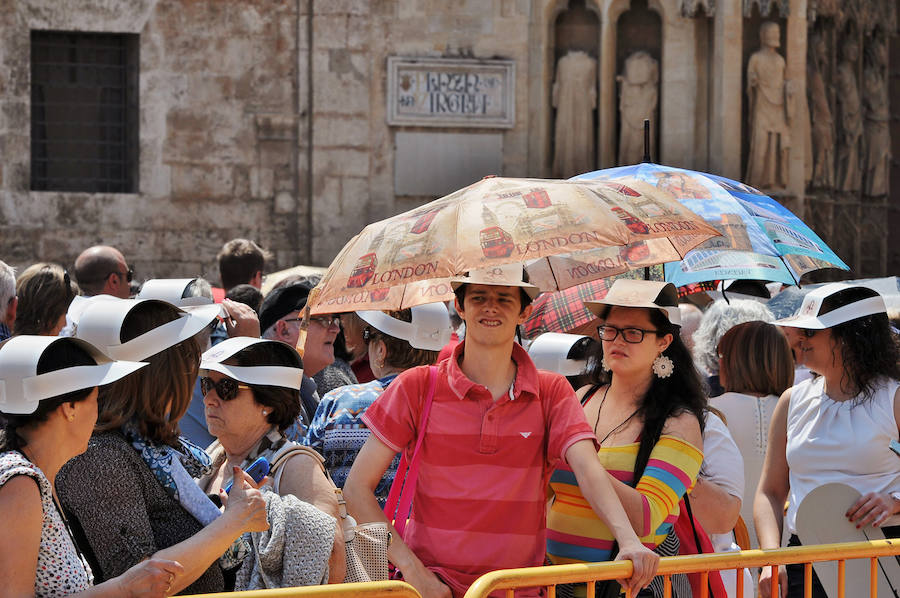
463, 539, 900, 598
183, 580, 422, 598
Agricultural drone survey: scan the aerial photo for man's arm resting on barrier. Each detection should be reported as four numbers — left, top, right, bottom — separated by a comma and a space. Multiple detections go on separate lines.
344, 435, 451, 598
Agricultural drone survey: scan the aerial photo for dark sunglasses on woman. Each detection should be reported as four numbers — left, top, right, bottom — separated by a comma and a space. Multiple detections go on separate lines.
200, 376, 251, 401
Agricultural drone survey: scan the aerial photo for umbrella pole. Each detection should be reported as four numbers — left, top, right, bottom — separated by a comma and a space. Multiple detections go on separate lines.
641, 119, 651, 163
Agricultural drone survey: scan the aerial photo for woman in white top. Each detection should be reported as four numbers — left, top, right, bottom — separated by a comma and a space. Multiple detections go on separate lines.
714, 320, 794, 548
754, 284, 900, 598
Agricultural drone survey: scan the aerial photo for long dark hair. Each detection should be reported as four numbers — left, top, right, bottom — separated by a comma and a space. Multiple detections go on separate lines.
587, 308, 707, 477
822, 287, 900, 403
0, 339, 97, 451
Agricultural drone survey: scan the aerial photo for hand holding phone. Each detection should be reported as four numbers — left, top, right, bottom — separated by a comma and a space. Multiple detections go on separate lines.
224, 456, 269, 494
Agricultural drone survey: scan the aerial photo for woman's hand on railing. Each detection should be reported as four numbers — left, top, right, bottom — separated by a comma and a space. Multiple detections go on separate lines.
757, 565, 787, 598
615, 541, 660, 595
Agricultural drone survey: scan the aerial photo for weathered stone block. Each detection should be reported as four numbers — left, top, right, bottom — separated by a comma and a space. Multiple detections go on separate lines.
312, 116, 369, 148
250, 167, 275, 199
170, 163, 235, 200
316, 0, 371, 16
274, 190, 296, 214
315, 148, 369, 178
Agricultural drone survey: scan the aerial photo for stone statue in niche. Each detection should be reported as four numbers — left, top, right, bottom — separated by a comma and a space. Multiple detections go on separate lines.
807, 34, 835, 188
617, 51, 658, 165
745, 21, 793, 190
863, 37, 890, 196
835, 38, 863, 192
552, 50, 598, 178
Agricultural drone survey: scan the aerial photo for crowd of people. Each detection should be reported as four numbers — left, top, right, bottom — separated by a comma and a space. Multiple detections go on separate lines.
0, 240, 898, 598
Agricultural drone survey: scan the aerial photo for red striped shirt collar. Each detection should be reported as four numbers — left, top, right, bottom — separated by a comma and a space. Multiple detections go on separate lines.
445, 340, 541, 402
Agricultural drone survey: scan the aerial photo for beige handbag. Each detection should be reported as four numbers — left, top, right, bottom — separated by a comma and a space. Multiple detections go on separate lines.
269, 442, 391, 583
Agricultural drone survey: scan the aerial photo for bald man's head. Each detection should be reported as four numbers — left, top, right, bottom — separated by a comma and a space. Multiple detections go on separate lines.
74, 245, 131, 298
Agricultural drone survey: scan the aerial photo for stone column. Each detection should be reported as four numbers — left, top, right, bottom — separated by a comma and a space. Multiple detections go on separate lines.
709, 0, 742, 178
598, 9, 618, 168
785, 0, 808, 217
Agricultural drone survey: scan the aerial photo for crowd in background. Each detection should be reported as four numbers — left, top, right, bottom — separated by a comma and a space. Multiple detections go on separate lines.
0, 240, 898, 598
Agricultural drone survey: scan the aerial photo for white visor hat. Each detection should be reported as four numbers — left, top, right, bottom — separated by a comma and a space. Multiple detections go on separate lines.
356, 302, 452, 351
527, 332, 592, 376
200, 337, 303, 390
136, 278, 221, 311
74, 297, 221, 362
774, 283, 887, 330
0, 336, 148, 415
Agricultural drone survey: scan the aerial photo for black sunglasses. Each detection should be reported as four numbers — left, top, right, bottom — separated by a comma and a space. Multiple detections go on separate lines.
200, 376, 251, 401
107, 266, 133, 284
362, 327, 381, 344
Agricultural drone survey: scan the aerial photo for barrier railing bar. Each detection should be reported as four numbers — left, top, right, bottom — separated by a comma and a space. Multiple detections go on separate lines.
586, 581, 595, 598
837, 560, 845, 598
804, 562, 812, 598
769, 565, 778, 598
803, 563, 812, 598
463, 540, 900, 598
182, 580, 422, 598
736, 567, 744, 598
871, 557, 878, 598
663, 574, 671, 598
700, 571, 709, 598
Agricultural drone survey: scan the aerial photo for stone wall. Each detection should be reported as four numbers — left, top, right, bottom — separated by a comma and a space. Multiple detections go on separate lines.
0, 0, 896, 283
1, 0, 303, 283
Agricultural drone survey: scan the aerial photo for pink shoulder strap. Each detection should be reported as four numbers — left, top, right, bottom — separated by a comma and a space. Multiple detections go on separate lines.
383, 365, 438, 538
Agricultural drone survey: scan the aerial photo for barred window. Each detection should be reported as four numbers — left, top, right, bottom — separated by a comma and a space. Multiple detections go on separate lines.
30, 31, 139, 193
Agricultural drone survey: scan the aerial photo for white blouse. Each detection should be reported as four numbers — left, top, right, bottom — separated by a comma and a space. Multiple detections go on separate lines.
714, 391, 779, 548
785, 376, 900, 534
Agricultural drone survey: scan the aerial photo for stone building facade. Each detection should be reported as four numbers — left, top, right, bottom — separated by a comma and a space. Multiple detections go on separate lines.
0, 0, 896, 283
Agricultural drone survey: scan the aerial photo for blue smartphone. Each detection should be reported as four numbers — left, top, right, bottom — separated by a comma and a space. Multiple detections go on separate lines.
224, 456, 270, 494
890, 439, 900, 458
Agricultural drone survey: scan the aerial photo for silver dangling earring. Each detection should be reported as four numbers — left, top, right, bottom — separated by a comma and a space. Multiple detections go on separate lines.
261, 410, 269, 417
652, 353, 674, 378
601, 356, 611, 372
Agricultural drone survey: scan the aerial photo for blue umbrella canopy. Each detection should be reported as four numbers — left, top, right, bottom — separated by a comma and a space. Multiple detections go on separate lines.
574, 163, 848, 287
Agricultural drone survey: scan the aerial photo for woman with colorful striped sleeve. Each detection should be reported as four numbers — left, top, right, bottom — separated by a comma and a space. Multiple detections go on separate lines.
547, 280, 707, 598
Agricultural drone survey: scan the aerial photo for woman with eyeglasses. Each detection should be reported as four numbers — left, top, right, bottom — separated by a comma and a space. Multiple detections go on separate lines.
197, 337, 346, 583
755, 284, 900, 598
547, 279, 706, 598
14, 263, 80, 336
305, 303, 450, 506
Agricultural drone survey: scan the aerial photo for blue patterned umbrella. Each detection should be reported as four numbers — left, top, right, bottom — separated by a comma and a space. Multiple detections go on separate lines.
574, 163, 848, 286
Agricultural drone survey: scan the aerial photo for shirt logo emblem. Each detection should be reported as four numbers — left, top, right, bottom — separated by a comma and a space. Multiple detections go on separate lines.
520, 432, 531, 438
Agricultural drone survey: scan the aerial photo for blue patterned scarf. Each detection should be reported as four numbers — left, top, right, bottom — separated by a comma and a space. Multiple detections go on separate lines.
123, 422, 248, 569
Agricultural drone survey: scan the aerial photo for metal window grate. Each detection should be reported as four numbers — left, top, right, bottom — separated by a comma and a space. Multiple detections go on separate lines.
30, 30, 139, 193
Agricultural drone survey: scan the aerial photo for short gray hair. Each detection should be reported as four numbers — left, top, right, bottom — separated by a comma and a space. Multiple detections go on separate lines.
692, 299, 774, 375
0, 260, 16, 311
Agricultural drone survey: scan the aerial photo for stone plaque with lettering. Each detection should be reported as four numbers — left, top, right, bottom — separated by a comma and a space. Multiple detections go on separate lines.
387, 57, 515, 128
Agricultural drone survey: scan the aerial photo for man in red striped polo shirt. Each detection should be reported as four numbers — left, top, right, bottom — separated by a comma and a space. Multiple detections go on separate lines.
344, 265, 657, 598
